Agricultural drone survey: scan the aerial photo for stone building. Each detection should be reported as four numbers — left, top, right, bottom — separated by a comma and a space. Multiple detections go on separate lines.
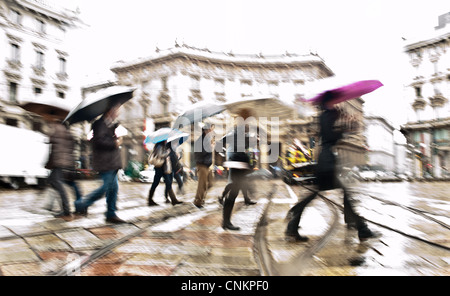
83, 44, 369, 170
364, 116, 395, 171
0, 0, 80, 133
401, 12, 450, 178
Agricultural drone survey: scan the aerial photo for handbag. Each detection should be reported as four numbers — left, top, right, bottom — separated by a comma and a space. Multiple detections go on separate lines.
148, 150, 165, 168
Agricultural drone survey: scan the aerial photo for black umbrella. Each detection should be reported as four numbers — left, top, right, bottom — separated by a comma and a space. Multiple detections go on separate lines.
172, 101, 225, 129
63, 86, 136, 125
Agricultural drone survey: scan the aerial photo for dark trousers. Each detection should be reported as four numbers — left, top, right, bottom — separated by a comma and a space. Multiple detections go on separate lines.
48, 168, 70, 215
149, 167, 173, 200
286, 177, 364, 234
223, 168, 248, 223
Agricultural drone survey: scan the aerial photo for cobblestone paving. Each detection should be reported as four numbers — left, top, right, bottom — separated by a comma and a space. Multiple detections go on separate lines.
0, 177, 272, 275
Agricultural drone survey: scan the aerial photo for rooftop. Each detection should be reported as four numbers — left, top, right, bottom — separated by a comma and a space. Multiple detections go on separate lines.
110, 43, 334, 76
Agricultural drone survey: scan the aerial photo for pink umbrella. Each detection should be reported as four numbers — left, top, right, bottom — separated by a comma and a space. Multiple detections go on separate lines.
305, 80, 383, 106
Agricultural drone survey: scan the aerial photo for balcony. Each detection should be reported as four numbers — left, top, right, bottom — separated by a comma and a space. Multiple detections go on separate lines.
32, 65, 46, 76
56, 72, 68, 81
412, 97, 426, 111
6, 59, 22, 71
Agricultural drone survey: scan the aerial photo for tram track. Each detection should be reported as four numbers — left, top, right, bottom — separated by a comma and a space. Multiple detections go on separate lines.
254, 183, 340, 276
304, 184, 450, 252
254, 182, 450, 276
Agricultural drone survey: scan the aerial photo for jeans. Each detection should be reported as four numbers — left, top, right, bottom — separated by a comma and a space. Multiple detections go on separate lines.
149, 167, 173, 199
75, 170, 119, 219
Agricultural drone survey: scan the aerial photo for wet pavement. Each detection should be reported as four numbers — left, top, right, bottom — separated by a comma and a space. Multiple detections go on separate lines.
0, 177, 449, 276
263, 181, 450, 276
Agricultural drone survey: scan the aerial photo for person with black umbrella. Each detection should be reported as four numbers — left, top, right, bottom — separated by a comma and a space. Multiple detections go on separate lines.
75, 104, 126, 224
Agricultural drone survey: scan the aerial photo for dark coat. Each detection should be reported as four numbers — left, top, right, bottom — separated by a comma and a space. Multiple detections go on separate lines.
90, 116, 122, 172
218, 126, 252, 164
45, 123, 76, 170
316, 108, 343, 190
168, 146, 182, 173
194, 132, 213, 167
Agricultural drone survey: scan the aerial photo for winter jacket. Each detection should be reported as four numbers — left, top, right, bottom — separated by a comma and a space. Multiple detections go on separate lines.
316, 108, 343, 190
194, 132, 213, 167
45, 123, 76, 170
90, 116, 122, 172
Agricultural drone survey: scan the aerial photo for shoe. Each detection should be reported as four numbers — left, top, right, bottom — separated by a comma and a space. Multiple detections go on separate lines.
106, 216, 127, 224
358, 228, 381, 241
245, 200, 257, 205
172, 200, 183, 206
54, 213, 74, 221
222, 222, 240, 231
194, 203, 204, 209
74, 207, 88, 217
148, 200, 159, 207
285, 231, 309, 242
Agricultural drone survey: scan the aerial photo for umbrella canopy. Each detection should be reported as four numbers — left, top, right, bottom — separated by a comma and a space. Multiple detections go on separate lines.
63, 86, 136, 125
20, 100, 71, 121
172, 101, 225, 129
225, 96, 295, 120
305, 80, 383, 106
144, 128, 185, 144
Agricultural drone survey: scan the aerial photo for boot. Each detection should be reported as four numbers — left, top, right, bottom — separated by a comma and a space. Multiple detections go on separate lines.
168, 188, 183, 206
244, 198, 257, 205
148, 187, 159, 206
357, 220, 381, 241
222, 198, 240, 231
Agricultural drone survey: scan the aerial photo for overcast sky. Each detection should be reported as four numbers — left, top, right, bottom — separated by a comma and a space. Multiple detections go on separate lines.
65, 0, 449, 129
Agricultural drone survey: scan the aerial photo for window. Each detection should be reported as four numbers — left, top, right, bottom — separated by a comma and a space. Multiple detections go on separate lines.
414, 86, 422, 98
161, 76, 168, 90
11, 43, 20, 61
57, 91, 65, 99
36, 51, 44, 68
37, 19, 46, 34
9, 82, 18, 102
34, 87, 42, 95
11, 10, 21, 25
59, 57, 66, 74
32, 121, 42, 132
6, 118, 18, 127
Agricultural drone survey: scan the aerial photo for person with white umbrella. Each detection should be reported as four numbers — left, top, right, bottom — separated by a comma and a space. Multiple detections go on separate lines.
146, 129, 185, 206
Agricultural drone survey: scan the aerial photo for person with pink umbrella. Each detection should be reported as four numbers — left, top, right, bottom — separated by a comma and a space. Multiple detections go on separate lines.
286, 80, 382, 242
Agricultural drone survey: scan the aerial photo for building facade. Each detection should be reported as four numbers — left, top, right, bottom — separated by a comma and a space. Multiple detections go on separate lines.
364, 116, 395, 171
0, 0, 79, 133
103, 44, 368, 170
401, 13, 450, 178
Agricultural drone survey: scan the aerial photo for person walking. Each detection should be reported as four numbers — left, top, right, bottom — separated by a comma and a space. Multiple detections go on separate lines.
193, 123, 214, 209
45, 120, 78, 221
147, 141, 183, 206
75, 105, 125, 224
218, 166, 256, 206
164, 145, 184, 203
285, 91, 378, 242
217, 110, 258, 231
